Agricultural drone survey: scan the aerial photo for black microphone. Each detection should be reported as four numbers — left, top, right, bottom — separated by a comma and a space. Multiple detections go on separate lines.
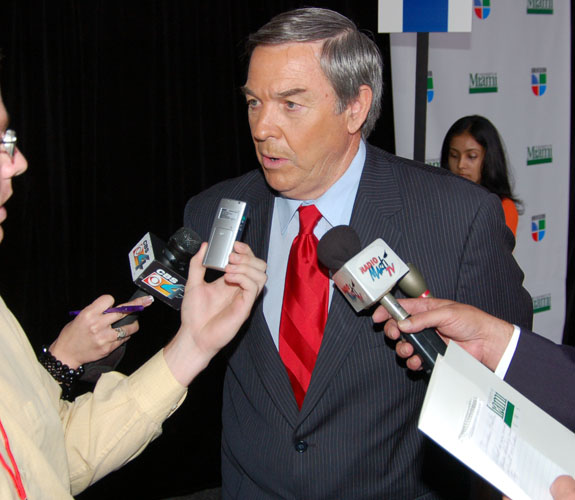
317, 225, 446, 373
81, 228, 202, 383
113, 227, 202, 327
125, 227, 202, 309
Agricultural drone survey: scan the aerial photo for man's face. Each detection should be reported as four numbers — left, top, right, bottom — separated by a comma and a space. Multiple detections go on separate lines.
0, 96, 28, 244
243, 42, 361, 200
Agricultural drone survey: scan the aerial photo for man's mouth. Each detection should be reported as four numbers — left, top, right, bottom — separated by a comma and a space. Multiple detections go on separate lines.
261, 154, 288, 168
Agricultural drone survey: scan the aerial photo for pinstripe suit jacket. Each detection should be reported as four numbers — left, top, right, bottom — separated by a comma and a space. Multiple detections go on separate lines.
183, 144, 533, 499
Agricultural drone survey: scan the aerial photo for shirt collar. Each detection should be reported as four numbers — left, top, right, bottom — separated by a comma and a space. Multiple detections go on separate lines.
276, 140, 366, 234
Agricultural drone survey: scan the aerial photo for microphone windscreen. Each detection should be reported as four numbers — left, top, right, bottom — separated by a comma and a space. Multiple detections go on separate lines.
168, 227, 202, 262
317, 225, 362, 273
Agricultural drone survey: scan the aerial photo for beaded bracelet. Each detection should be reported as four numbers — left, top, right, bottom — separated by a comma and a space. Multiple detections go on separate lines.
38, 346, 84, 401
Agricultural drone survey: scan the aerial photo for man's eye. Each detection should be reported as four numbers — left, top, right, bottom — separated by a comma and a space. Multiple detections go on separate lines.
285, 101, 299, 110
246, 99, 259, 108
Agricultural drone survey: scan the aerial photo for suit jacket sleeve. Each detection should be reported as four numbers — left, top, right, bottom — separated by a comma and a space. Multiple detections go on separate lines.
453, 191, 533, 330
505, 330, 575, 431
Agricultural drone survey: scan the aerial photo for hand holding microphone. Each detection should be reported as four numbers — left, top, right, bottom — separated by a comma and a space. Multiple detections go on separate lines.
69, 202, 243, 383
317, 225, 446, 373
120, 226, 203, 313
79, 227, 202, 382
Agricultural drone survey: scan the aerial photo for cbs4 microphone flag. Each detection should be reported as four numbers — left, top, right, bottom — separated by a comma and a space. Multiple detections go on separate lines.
378, 0, 472, 33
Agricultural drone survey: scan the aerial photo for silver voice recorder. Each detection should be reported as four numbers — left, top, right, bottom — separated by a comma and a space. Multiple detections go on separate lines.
202, 198, 248, 271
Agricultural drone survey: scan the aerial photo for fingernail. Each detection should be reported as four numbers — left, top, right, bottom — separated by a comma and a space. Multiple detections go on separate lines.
397, 318, 411, 329
144, 295, 154, 304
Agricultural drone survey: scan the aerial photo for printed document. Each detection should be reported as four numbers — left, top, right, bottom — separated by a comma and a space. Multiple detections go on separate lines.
419, 342, 575, 500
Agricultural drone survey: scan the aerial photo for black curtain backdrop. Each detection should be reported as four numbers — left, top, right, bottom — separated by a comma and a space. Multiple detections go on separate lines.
1, 2, 573, 499
0, 2, 395, 499
564, 6, 575, 346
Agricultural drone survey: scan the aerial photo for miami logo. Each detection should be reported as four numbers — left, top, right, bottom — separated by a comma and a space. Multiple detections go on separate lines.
533, 294, 551, 314
527, 0, 553, 14
487, 390, 515, 428
527, 144, 552, 165
469, 72, 498, 94
531, 214, 546, 241
531, 68, 547, 96
474, 0, 491, 19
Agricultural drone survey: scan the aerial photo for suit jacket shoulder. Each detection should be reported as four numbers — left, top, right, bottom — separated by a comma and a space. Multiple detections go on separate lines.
354, 144, 533, 329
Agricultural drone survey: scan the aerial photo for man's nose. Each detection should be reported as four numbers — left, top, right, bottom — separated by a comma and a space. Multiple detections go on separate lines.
251, 105, 280, 142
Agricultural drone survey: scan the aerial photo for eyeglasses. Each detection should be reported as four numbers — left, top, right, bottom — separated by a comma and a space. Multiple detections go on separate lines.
0, 129, 17, 160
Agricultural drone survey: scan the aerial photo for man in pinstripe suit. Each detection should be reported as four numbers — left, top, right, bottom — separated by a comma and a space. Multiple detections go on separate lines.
184, 8, 533, 499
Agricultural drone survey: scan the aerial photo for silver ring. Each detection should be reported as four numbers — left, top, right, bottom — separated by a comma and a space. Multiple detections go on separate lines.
115, 327, 127, 340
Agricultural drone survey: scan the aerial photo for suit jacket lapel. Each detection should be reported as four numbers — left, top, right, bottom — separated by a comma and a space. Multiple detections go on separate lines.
299, 144, 404, 421
239, 177, 302, 425
349, 144, 403, 249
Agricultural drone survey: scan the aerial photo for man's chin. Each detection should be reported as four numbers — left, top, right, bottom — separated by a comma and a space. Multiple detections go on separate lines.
261, 169, 283, 187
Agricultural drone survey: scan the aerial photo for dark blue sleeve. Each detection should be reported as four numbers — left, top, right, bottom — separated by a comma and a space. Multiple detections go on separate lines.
505, 329, 575, 432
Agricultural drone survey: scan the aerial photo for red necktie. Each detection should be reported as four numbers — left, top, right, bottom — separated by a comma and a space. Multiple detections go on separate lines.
279, 204, 329, 408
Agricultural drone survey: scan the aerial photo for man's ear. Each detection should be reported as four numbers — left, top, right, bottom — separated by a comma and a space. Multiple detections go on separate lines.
346, 85, 373, 135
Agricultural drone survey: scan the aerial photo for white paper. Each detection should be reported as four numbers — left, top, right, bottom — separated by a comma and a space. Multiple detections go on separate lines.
419, 342, 575, 500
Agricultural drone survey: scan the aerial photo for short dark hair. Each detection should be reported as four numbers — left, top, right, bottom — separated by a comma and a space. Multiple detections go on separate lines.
245, 8, 383, 138
440, 115, 522, 208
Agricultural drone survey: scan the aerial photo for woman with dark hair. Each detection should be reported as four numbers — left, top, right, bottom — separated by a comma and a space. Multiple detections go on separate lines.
440, 115, 522, 236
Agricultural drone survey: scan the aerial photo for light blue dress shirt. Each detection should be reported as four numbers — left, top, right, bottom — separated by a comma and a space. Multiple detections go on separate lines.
263, 141, 366, 349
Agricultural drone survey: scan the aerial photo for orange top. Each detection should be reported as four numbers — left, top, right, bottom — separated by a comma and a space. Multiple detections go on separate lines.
501, 197, 518, 236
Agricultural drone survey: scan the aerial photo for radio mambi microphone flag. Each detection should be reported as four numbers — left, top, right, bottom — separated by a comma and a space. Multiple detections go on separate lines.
317, 225, 446, 373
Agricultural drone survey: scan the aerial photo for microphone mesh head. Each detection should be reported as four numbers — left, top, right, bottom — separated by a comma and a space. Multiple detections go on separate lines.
317, 225, 361, 273
168, 227, 202, 265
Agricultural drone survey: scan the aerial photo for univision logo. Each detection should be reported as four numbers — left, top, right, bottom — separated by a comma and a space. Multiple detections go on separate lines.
532, 293, 551, 314
527, 0, 553, 14
531, 214, 546, 241
531, 68, 547, 96
527, 145, 552, 165
469, 73, 498, 94
474, 0, 491, 19
427, 71, 434, 103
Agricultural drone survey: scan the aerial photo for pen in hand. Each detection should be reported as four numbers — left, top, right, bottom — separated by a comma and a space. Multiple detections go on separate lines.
68, 305, 145, 317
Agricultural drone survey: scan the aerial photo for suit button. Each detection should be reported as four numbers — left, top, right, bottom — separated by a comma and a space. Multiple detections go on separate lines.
295, 440, 308, 453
